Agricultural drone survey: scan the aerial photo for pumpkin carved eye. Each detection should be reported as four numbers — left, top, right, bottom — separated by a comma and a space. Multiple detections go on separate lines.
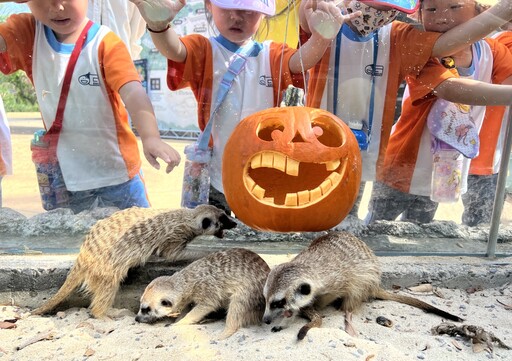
223, 106, 362, 232
257, 117, 284, 141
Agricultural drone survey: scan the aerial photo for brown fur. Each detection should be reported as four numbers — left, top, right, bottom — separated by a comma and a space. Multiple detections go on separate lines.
263, 231, 463, 339
136, 248, 270, 339
32, 205, 236, 318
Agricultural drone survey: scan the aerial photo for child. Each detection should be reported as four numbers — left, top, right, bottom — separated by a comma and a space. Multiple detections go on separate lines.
131, 0, 358, 212
301, 0, 512, 217
0, 95, 11, 208
0, 0, 181, 214
369, 0, 512, 224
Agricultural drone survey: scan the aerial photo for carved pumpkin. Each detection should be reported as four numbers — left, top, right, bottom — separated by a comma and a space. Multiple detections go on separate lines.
222, 106, 362, 232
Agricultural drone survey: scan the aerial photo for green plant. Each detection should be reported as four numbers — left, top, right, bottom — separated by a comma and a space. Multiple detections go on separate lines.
0, 71, 39, 112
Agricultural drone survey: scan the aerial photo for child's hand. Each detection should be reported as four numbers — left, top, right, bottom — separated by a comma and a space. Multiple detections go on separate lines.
304, 0, 361, 40
142, 137, 182, 173
130, 0, 186, 31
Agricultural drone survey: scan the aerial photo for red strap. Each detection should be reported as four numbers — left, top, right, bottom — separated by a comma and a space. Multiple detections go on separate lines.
46, 20, 93, 137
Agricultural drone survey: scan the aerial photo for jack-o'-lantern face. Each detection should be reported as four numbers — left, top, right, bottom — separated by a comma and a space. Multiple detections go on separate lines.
222, 107, 362, 232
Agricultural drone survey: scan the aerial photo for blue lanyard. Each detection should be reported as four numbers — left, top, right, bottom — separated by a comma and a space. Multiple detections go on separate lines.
333, 29, 379, 140
197, 40, 256, 150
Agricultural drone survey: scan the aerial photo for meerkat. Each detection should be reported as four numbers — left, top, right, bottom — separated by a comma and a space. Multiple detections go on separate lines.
32, 205, 236, 319
135, 248, 270, 339
263, 231, 464, 340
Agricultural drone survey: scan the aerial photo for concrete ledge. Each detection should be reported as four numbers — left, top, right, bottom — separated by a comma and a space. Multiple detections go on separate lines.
1, 253, 511, 313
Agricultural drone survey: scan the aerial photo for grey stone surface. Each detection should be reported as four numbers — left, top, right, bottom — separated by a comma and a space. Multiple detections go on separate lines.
1, 254, 511, 312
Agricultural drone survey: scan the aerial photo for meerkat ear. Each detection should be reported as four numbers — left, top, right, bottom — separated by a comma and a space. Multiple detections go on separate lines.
298, 283, 311, 295
201, 217, 213, 230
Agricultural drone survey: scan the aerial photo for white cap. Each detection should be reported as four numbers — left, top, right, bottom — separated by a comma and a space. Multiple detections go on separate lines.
210, 0, 276, 16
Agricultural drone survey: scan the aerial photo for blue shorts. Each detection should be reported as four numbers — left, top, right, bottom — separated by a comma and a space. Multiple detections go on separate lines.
67, 171, 150, 214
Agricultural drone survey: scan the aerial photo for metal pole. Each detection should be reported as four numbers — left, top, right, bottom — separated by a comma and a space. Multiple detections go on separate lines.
487, 108, 512, 258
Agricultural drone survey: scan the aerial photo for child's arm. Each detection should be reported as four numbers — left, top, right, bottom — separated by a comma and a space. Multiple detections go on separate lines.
433, 77, 512, 106
289, 0, 360, 74
119, 81, 181, 173
433, 0, 512, 57
130, 0, 187, 62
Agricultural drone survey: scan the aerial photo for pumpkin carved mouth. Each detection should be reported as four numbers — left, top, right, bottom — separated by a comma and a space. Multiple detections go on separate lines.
243, 151, 347, 207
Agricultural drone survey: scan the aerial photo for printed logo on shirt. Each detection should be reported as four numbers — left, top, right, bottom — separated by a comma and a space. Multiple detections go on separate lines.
78, 73, 100, 86
364, 64, 384, 77
259, 75, 273, 87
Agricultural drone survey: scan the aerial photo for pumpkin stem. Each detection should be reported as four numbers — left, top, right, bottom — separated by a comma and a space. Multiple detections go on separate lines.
280, 85, 305, 107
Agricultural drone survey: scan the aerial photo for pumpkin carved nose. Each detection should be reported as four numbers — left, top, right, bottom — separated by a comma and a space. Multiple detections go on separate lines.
291, 132, 306, 143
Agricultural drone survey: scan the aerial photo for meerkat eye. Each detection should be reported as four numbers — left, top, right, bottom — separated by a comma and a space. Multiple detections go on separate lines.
298, 283, 311, 295
201, 217, 213, 229
270, 299, 286, 309
140, 306, 151, 314
160, 299, 172, 307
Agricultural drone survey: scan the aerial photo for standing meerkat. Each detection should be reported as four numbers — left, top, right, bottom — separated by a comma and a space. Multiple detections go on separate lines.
135, 248, 270, 339
263, 231, 463, 340
32, 205, 236, 318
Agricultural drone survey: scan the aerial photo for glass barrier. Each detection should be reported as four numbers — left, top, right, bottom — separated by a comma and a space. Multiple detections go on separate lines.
1, 2, 512, 258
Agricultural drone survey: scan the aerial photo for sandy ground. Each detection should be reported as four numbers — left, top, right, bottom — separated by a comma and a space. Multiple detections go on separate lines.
1, 280, 511, 361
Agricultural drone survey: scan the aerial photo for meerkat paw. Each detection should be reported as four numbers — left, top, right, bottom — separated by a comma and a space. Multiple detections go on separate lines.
217, 327, 238, 340
344, 312, 358, 337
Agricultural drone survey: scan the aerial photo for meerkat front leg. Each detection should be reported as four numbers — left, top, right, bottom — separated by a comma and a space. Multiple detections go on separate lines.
297, 306, 322, 340
174, 304, 217, 326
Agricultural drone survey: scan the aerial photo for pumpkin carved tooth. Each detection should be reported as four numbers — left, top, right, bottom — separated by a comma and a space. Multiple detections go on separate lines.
252, 184, 265, 199
245, 177, 256, 192
285, 193, 298, 206
327, 172, 341, 185
298, 190, 310, 205
250, 154, 262, 169
285, 158, 300, 176
310, 187, 323, 202
320, 178, 331, 194
273, 153, 286, 172
325, 159, 340, 171
261, 152, 274, 168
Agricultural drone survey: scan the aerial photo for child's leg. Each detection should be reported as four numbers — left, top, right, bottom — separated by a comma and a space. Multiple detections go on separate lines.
462, 174, 498, 226
97, 171, 150, 210
400, 195, 438, 224
67, 189, 100, 214
365, 182, 411, 223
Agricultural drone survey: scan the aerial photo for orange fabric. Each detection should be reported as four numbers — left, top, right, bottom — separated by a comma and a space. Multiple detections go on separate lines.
0, 14, 36, 80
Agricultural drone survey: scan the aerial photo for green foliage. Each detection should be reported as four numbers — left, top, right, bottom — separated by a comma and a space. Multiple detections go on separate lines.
0, 71, 39, 112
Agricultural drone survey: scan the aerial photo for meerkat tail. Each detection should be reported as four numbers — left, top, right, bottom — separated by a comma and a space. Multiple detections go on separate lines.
31, 266, 83, 315
297, 306, 323, 340
375, 289, 464, 322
